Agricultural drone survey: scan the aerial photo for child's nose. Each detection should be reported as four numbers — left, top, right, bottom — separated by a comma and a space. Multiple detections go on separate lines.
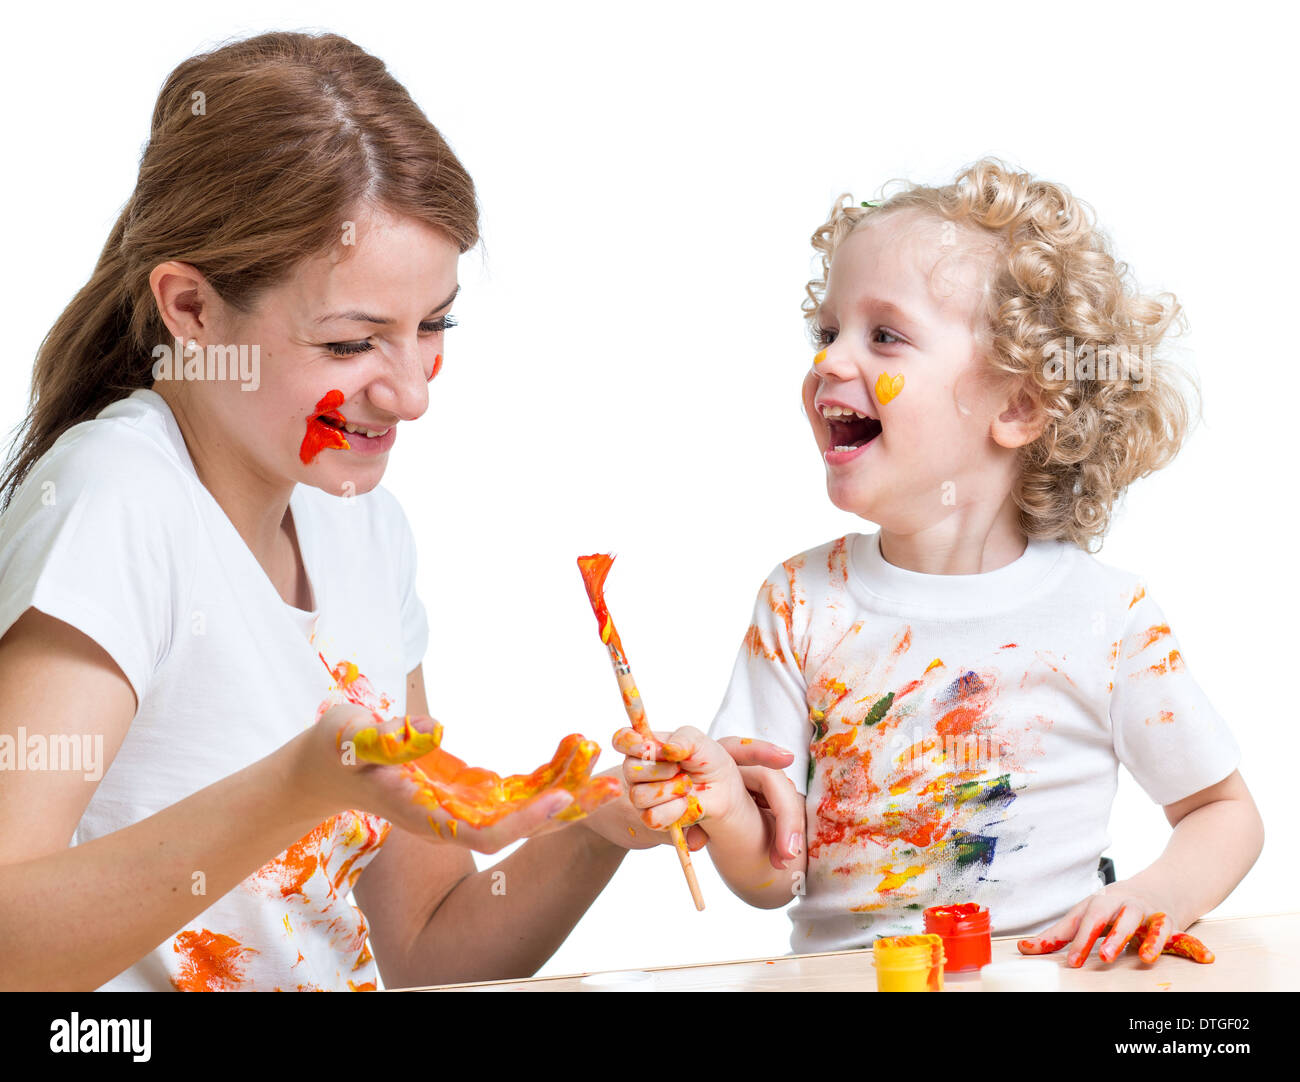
810, 344, 858, 381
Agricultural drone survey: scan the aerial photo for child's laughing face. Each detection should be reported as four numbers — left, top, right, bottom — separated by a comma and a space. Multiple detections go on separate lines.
801, 210, 1029, 533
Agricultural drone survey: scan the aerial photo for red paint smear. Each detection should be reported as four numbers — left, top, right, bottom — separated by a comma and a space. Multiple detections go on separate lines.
428, 353, 443, 382
170, 929, 258, 991
1019, 936, 1069, 954
299, 389, 350, 464
577, 554, 627, 663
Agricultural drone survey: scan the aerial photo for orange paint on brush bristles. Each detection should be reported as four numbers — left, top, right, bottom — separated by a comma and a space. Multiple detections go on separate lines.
577, 552, 705, 910
300, 389, 351, 464
577, 554, 628, 665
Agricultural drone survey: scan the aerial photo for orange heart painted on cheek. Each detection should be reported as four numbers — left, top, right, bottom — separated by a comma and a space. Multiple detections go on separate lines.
875, 371, 904, 404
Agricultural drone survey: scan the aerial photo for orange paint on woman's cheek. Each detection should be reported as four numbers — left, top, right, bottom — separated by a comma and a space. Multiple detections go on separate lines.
428, 353, 443, 381
300, 389, 351, 464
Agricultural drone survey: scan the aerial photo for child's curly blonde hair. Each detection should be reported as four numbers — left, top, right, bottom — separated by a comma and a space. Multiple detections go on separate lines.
803, 157, 1198, 551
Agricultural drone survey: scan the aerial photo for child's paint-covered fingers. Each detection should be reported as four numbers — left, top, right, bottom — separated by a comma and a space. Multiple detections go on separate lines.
1163, 931, 1214, 964
1099, 904, 1143, 963
611, 726, 690, 762
1138, 912, 1172, 964
1017, 896, 1089, 955
627, 772, 694, 810
623, 757, 679, 784
1066, 900, 1126, 968
639, 794, 692, 832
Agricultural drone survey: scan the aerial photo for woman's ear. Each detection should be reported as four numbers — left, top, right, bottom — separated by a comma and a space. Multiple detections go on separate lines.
991, 388, 1047, 450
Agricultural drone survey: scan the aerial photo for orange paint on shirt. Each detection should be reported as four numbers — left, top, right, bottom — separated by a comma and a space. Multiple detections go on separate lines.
1128, 624, 1171, 658
170, 930, 259, 992
300, 389, 351, 464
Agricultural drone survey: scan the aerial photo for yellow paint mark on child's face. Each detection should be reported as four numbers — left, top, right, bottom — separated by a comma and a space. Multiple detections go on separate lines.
875, 371, 904, 404
814, 349, 828, 366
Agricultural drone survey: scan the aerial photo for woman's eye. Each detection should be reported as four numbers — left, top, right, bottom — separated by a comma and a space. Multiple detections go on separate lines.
325, 339, 373, 357
325, 315, 457, 358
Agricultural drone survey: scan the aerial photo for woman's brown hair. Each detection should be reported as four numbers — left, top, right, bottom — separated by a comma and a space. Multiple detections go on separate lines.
1, 30, 479, 510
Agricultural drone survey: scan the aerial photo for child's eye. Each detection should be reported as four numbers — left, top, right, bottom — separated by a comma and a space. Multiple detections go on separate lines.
815, 326, 838, 346
324, 315, 457, 358
875, 329, 902, 345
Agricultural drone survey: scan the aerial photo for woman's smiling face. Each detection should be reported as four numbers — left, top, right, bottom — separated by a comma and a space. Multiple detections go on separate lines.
801, 210, 1015, 533
156, 204, 460, 501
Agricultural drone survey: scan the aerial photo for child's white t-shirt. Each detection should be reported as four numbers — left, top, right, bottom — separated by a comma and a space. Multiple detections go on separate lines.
708, 532, 1239, 954
0, 388, 429, 990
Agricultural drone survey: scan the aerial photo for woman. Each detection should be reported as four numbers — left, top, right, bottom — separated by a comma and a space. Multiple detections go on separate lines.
0, 30, 804, 992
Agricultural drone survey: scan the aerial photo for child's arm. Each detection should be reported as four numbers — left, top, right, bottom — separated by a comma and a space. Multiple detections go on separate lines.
616, 725, 806, 909
1021, 582, 1261, 966
1019, 768, 1263, 965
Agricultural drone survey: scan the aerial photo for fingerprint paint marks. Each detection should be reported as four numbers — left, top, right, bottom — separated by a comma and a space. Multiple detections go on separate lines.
1127, 624, 1171, 659
1129, 651, 1185, 680
299, 389, 351, 464
320, 653, 393, 714
170, 930, 259, 992
743, 622, 787, 663
875, 371, 905, 404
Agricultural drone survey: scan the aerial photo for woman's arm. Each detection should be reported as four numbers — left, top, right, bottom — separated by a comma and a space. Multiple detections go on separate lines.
353, 664, 631, 988
0, 608, 341, 991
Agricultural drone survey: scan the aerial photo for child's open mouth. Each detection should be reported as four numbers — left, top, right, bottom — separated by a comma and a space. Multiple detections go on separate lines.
823, 405, 882, 453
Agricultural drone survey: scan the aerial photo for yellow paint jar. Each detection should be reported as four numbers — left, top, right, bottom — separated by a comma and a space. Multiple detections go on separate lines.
873, 933, 945, 992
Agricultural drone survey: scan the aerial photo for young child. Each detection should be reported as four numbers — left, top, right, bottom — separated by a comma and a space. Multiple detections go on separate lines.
618, 158, 1263, 967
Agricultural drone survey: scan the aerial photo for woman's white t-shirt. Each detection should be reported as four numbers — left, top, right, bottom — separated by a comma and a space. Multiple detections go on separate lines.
0, 388, 429, 990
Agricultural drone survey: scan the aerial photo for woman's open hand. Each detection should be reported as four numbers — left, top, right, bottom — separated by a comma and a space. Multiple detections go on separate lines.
294, 703, 621, 855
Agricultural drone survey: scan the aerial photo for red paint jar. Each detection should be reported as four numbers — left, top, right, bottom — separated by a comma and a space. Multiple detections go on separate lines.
923, 903, 991, 972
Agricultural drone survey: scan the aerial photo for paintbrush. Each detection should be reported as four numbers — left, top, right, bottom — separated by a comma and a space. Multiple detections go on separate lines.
577, 553, 705, 911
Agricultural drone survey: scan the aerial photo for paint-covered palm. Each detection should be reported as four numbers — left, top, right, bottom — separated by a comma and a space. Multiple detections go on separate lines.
316, 703, 621, 854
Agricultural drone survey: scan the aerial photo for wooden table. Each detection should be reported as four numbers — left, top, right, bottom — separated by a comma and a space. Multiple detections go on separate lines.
405, 911, 1298, 992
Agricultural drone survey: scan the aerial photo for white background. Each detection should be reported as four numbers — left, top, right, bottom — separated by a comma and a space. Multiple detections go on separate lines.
3, 0, 1296, 980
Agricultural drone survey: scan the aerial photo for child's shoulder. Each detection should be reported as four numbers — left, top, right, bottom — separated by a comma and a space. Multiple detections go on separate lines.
756, 531, 867, 594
